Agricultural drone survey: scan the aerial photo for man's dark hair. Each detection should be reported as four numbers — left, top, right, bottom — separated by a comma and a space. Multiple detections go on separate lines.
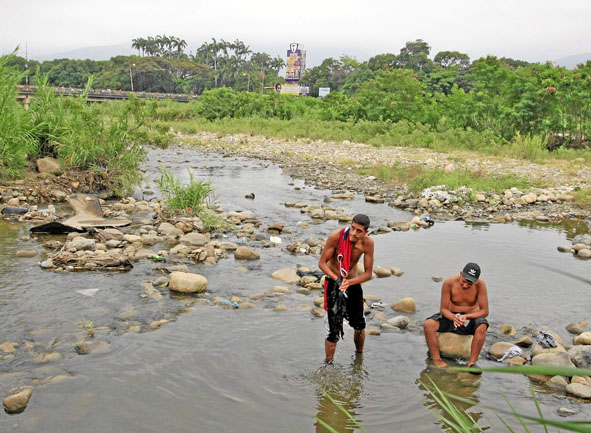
352, 214, 370, 230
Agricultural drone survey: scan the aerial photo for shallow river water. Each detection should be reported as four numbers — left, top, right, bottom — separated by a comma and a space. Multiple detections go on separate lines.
1, 146, 590, 432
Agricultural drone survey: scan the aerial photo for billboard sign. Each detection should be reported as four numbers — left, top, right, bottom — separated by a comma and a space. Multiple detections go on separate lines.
280, 84, 301, 95
286, 42, 305, 83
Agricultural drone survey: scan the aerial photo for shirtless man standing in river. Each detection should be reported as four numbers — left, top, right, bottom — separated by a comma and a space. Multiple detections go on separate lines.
423, 263, 489, 370
318, 214, 374, 362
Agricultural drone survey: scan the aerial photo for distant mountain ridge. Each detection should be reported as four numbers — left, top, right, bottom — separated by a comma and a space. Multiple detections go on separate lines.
553, 53, 591, 69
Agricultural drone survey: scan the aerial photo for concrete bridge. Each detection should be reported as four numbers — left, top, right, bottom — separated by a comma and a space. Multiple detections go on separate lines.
17, 85, 198, 108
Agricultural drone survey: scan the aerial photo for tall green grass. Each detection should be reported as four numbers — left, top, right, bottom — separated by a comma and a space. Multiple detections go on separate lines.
0, 53, 36, 178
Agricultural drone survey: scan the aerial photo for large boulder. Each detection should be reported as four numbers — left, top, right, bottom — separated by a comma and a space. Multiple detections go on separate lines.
271, 268, 301, 285
168, 271, 207, 294
566, 383, 591, 399
391, 297, 416, 314
438, 333, 473, 359
531, 343, 566, 358
234, 246, 260, 260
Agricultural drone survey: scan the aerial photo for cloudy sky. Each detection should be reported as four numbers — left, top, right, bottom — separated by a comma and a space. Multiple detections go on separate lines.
1, 0, 590, 66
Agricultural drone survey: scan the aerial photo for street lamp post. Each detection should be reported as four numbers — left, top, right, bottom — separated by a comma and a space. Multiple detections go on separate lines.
129, 63, 135, 92
243, 72, 250, 91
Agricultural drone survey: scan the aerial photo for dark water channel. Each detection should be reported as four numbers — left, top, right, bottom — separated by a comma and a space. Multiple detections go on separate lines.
1, 146, 590, 432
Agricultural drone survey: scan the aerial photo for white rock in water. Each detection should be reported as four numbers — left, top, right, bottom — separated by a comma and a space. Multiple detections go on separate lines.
76, 288, 101, 297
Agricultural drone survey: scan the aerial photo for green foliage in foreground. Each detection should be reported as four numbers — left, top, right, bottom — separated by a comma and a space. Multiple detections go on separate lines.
156, 168, 228, 232
317, 365, 591, 433
0, 53, 35, 177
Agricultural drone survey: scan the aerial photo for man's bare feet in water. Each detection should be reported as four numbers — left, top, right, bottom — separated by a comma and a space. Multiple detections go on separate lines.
433, 359, 448, 368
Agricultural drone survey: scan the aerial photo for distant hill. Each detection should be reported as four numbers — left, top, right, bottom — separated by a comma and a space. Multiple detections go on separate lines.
34, 43, 135, 61
553, 53, 591, 69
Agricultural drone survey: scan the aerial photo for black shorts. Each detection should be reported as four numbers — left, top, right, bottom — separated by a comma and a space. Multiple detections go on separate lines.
324, 277, 365, 343
426, 313, 489, 336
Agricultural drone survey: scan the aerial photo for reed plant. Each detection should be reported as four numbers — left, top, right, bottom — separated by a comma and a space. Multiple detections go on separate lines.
0, 53, 35, 178
317, 365, 591, 433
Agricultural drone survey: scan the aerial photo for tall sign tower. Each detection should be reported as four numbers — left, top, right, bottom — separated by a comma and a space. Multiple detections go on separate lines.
285, 42, 306, 83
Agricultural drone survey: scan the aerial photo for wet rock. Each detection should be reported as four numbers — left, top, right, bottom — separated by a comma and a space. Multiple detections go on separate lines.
531, 343, 566, 358
3, 388, 33, 414
0, 342, 17, 353
16, 249, 37, 258
532, 351, 575, 368
141, 282, 163, 300
557, 245, 572, 253
134, 249, 155, 260
168, 271, 207, 294
153, 277, 169, 287
438, 333, 472, 359
271, 268, 301, 285
566, 383, 591, 399
431, 276, 443, 282
506, 356, 527, 365
150, 319, 170, 328
311, 307, 325, 318
234, 246, 260, 260
567, 345, 591, 369
391, 297, 416, 314
366, 328, 381, 336
374, 266, 392, 278
387, 315, 409, 329
273, 305, 288, 312
574, 332, 591, 345
499, 324, 517, 337
75, 340, 110, 354
578, 249, 591, 259
33, 352, 62, 363
489, 342, 516, 359
547, 375, 569, 391
391, 267, 405, 276
558, 407, 577, 417
566, 322, 583, 335
180, 232, 208, 247
239, 302, 256, 309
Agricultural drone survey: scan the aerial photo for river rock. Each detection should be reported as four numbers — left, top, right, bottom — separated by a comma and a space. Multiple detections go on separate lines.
391, 297, 416, 314
273, 305, 288, 312
16, 249, 37, 258
168, 271, 207, 294
391, 267, 404, 276
69, 237, 95, 251
558, 407, 577, 417
374, 266, 392, 278
566, 322, 584, 335
531, 343, 566, 358
271, 268, 300, 285
557, 245, 572, 253
532, 351, 575, 368
499, 324, 517, 337
0, 342, 17, 353
234, 246, 260, 260
506, 356, 527, 365
34, 352, 62, 363
180, 232, 208, 247
547, 375, 569, 391
123, 234, 142, 244
3, 388, 33, 414
387, 315, 409, 329
489, 342, 516, 359
311, 307, 325, 318
578, 249, 591, 259
37, 157, 60, 174
515, 336, 533, 347
574, 332, 591, 345
438, 333, 472, 359
568, 345, 591, 368
366, 328, 381, 336
134, 248, 155, 260
566, 383, 591, 399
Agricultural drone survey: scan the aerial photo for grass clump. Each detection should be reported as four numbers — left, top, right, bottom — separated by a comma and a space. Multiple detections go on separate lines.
156, 167, 228, 232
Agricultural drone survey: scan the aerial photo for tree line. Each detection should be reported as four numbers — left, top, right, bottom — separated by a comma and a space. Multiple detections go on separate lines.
5, 37, 591, 147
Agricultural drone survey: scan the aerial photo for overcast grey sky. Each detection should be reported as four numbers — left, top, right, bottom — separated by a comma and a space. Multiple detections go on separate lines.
1, 0, 590, 65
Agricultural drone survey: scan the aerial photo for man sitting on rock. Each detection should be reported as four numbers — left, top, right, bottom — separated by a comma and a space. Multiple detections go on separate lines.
424, 262, 489, 371
318, 214, 374, 363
